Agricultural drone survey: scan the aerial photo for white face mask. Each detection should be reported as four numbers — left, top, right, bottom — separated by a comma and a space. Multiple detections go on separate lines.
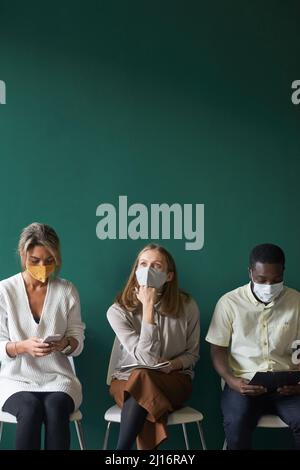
251, 279, 283, 303
135, 266, 167, 289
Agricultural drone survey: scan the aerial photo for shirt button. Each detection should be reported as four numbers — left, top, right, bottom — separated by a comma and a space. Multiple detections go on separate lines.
264, 341, 267, 345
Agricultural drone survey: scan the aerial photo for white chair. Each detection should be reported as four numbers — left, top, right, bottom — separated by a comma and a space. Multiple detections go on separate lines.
103, 338, 207, 450
221, 379, 288, 450
222, 415, 288, 450
0, 357, 86, 450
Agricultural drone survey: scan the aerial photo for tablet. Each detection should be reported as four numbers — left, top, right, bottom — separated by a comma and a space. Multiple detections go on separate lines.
250, 371, 300, 391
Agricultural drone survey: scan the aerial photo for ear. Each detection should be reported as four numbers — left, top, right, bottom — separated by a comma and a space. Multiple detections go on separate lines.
248, 267, 252, 280
166, 271, 174, 282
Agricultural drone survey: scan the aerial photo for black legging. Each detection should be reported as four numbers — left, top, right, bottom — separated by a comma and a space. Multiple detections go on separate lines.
117, 395, 148, 450
3, 391, 75, 450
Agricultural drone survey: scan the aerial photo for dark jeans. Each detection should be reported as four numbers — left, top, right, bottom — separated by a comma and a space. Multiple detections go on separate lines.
221, 384, 300, 449
3, 391, 74, 450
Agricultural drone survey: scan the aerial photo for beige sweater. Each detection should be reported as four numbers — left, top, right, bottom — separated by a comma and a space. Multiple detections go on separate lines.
107, 297, 200, 380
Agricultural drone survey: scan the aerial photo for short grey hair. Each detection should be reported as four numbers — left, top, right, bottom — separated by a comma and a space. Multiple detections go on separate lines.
18, 223, 61, 269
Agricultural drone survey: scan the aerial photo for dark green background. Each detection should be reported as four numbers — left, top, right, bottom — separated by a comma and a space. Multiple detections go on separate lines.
0, 0, 299, 450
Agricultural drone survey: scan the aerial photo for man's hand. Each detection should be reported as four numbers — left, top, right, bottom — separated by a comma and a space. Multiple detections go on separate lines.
277, 384, 300, 395
226, 376, 267, 396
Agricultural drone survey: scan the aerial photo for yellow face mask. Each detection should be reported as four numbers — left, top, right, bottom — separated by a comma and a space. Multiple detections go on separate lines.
26, 264, 56, 283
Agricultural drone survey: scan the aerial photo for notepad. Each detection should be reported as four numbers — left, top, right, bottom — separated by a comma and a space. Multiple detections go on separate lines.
250, 371, 300, 391
120, 361, 170, 372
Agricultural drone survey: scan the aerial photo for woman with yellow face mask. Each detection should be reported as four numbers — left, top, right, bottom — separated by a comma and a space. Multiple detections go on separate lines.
0, 223, 85, 450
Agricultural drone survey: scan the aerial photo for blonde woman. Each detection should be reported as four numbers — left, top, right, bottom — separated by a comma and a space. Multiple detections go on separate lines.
107, 244, 200, 450
0, 223, 85, 450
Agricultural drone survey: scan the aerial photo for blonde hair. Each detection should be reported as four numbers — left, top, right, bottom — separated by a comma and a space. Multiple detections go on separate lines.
116, 244, 190, 317
18, 222, 61, 271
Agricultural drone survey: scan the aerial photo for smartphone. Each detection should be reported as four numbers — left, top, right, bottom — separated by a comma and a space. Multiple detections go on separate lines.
42, 334, 63, 343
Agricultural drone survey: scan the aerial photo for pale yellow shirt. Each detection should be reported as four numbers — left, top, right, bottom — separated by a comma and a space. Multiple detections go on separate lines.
206, 282, 300, 380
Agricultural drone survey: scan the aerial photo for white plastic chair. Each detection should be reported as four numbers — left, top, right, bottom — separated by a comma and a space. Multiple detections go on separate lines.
222, 414, 288, 450
0, 357, 86, 450
103, 337, 207, 450
221, 379, 288, 450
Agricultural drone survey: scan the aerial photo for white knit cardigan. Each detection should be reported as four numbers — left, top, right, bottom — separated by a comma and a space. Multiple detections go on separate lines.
0, 273, 85, 410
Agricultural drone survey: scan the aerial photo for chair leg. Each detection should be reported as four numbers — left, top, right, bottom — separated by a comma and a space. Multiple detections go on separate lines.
196, 421, 207, 450
182, 423, 190, 450
74, 420, 86, 450
103, 421, 112, 450
0, 422, 3, 443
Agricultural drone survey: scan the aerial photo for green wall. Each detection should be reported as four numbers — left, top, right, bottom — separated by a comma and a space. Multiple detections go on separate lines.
0, 0, 299, 449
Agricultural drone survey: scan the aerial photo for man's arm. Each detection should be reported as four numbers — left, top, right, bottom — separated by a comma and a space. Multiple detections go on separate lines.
210, 344, 267, 396
210, 344, 233, 382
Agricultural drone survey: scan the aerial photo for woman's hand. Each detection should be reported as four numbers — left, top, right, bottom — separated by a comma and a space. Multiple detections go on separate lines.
49, 337, 69, 352
21, 337, 54, 357
158, 357, 183, 374
136, 286, 157, 324
159, 363, 173, 374
136, 286, 157, 306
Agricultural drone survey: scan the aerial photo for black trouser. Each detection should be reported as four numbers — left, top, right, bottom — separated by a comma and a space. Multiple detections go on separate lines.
221, 384, 300, 449
3, 391, 75, 450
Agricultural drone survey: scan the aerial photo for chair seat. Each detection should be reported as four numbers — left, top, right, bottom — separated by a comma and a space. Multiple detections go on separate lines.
70, 410, 83, 422
0, 409, 82, 423
167, 407, 204, 425
104, 405, 121, 422
104, 405, 203, 425
0, 411, 17, 424
257, 414, 288, 428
